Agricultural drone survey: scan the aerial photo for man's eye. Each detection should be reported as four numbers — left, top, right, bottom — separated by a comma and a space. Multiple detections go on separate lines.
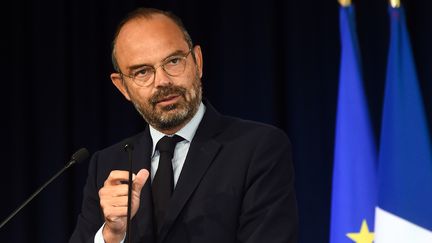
133, 67, 152, 77
166, 57, 182, 65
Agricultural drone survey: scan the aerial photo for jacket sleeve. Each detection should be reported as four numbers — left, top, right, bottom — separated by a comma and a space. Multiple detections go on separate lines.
69, 151, 105, 243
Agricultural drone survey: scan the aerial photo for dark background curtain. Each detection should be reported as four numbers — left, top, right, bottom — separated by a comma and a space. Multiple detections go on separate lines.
1, 0, 431, 242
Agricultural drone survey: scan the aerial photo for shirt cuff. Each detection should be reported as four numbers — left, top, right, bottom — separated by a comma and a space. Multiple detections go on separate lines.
94, 223, 126, 243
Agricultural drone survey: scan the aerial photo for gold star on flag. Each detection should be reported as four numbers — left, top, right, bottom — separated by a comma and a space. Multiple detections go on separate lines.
346, 219, 374, 243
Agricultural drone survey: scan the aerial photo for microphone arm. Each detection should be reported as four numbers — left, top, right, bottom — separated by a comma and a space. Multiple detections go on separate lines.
0, 148, 90, 229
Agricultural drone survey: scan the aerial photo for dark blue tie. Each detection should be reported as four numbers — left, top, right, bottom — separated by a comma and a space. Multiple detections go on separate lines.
152, 135, 184, 232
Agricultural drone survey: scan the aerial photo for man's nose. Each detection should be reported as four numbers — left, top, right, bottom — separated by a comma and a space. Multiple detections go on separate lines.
153, 66, 173, 87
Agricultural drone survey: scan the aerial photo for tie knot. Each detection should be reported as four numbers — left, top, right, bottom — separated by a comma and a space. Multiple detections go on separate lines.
156, 135, 184, 155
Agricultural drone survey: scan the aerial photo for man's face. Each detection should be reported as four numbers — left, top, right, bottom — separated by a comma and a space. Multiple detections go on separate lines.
111, 14, 203, 133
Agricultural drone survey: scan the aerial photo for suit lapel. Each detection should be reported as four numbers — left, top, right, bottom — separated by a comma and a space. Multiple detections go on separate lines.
129, 127, 157, 241
158, 103, 224, 242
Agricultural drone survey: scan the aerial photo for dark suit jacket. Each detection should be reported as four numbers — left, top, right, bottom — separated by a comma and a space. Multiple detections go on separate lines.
69, 102, 298, 243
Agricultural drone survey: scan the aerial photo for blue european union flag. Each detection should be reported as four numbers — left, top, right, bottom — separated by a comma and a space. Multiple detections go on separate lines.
375, 6, 432, 241
330, 5, 378, 243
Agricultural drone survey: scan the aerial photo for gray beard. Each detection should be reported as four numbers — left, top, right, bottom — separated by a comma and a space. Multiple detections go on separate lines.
132, 77, 202, 131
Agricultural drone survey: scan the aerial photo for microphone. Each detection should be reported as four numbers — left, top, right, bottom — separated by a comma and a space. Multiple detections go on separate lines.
0, 148, 90, 229
123, 141, 134, 243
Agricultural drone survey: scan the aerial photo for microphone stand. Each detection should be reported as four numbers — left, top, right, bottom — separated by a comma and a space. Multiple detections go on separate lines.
0, 148, 89, 229
124, 143, 134, 243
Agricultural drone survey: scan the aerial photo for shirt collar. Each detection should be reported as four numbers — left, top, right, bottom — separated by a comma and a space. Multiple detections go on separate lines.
149, 102, 206, 154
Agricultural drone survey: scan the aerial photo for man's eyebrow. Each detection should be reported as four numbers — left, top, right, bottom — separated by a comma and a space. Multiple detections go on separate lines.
162, 50, 187, 61
126, 49, 189, 72
127, 63, 151, 72
127, 64, 152, 71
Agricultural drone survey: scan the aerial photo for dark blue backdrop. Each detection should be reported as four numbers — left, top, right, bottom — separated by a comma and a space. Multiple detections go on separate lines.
1, 0, 431, 242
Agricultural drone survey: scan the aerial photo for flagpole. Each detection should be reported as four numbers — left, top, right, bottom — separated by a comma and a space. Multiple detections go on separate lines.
390, 0, 401, 8
338, 0, 351, 7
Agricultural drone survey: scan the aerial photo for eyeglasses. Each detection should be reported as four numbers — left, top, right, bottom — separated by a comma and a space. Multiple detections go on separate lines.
119, 49, 193, 87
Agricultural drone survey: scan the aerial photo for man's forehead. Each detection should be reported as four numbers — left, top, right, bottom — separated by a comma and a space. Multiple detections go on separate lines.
116, 16, 186, 50
114, 15, 189, 68
121, 14, 182, 36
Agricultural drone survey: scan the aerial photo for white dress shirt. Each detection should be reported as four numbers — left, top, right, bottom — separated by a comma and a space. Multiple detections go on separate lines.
94, 103, 205, 242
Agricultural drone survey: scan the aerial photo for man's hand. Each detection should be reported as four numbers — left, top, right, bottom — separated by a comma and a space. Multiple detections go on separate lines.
99, 169, 149, 243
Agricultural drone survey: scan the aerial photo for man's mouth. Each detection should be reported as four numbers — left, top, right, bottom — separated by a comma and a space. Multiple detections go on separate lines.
155, 94, 181, 106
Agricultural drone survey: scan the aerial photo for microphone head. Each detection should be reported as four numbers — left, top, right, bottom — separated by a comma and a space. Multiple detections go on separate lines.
123, 139, 135, 151
71, 148, 90, 164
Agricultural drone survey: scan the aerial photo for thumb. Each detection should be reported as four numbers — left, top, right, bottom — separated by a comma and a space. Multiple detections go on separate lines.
133, 169, 149, 194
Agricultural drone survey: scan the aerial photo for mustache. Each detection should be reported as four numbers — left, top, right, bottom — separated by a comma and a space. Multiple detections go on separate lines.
150, 85, 187, 105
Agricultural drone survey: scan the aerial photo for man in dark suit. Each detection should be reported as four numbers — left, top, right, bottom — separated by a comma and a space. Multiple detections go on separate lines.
70, 7, 298, 243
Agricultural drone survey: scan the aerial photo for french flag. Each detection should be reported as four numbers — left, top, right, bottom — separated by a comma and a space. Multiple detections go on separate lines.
374, 5, 432, 243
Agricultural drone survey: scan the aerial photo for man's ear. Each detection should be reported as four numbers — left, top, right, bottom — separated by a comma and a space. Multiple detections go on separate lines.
193, 45, 203, 78
110, 73, 131, 101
